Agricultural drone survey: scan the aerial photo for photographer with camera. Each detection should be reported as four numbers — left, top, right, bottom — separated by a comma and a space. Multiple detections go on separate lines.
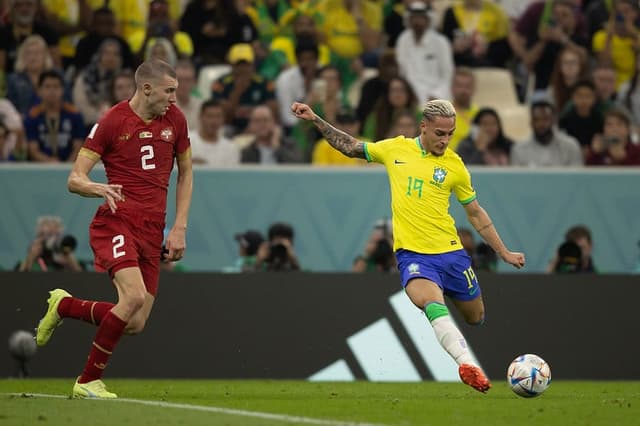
586, 107, 640, 165
17, 216, 84, 272
353, 219, 396, 272
255, 222, 301, 272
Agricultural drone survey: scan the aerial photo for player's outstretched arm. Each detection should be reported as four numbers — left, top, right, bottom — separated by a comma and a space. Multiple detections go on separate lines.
164, 151, 193, 262
291, 102, 366, 159
463, 200, 525, 269
68, 150, 124, 213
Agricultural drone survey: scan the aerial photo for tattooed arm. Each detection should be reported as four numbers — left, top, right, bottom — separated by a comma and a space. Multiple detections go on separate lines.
291, 102, 366, 159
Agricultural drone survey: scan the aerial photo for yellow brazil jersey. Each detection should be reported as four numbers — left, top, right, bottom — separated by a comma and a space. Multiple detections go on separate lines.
364, 136, 476, 254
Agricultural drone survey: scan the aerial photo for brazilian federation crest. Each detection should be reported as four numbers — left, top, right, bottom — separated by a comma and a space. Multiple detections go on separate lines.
408, 263, 420, 275
433, 167, 447, 184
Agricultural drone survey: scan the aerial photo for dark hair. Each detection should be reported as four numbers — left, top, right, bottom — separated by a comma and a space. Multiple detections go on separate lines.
373, 76, 417, 140
93, 6, 114, 18
200, 99, 224, 115
294, 36, 319, 59
268, 222, 294, 241
570, 79, 596, 96
604, 106, 632, 128
565, 224, 592, 244
531, 100, 555, 115
472, 107, 513, 153
38, 70, 64, 87
316, 65, 341, 85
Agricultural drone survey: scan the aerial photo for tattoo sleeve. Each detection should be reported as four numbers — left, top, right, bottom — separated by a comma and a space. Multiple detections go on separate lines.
312, 116, 366, 159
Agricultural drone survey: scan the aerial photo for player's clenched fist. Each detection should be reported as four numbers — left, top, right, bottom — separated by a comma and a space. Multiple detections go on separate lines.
291, 102, 316, 121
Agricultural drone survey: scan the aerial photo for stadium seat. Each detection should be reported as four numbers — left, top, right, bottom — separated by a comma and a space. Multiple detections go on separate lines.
197, 64, 231, 98
498, 105, 531, 142
472, 67, 520, 109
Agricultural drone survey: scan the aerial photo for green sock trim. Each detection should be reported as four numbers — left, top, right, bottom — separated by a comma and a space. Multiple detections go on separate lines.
425, 302, 449, 322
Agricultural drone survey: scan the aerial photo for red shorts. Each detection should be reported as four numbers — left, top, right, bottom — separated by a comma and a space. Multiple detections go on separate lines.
89, 205, 165, 296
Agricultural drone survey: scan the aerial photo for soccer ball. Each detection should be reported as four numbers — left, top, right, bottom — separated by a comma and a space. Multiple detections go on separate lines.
507, 354, 551, 398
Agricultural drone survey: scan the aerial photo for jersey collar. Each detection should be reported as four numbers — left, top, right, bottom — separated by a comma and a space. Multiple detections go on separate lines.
414, 136, 428, 158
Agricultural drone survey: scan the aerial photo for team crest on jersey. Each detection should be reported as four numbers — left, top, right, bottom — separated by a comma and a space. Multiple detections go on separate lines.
139, 131, 153, 139
430, 167, 448, 188
408, 263, 420, 275
160, 128, 174, 142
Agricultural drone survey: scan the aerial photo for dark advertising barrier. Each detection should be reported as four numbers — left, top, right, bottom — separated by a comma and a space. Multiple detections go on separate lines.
1, 272, 638, 380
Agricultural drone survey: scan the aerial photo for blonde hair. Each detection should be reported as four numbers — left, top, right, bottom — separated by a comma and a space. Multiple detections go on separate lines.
14, 35, 53, 73
422, 99, 456, 122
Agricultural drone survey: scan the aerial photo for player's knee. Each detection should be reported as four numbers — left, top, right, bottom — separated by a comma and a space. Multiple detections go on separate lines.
125, 318, 146, 335
465, 311, 485, 326
120, 291, 146, 315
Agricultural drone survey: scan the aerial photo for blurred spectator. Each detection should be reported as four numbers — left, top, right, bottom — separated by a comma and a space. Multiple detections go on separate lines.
110, 0, 183, 49
548, 45, 589, 112
248, 0, 292, 45
0, 0, 60, 74
16, 215, 84, 272
0, 97, 26, 161
175, 59, 203, 131
396, 1, 453, 103
211, 43, 277, 134
255, 222, 301, 271
73, 7, 134, 75
362, 76, 418, 141
558, 80, 604, 158
307, 65, 350, 126
240, 105, 302, 163
353, 219, 396, 272
384, 0, 434, 48
356, 49, 399, 123
448, 67, 478, 151
143, 37, 178, 67
275, 38, 320, 130
180, 0, 245, 66
39, 0, 94, 69
388, 109, 419, 138
509, 0, 588, 93
6, 34, 55, 116
316, 0, 382, 68
190, 99, 240, 166
592, 0, 639, 89
131, 0, 193, 62
266, 12, 330, 80
592, 64, 618, 109
312, 108, 368, 165
72, 39, 124, 128
440, 0, 511, 67
511, 100, 583, 166
223, 229, 265, 272
109, 70, 135, 104
25, 70, 84, 162
586, 107, 640, 165
548, 224, 597, 273
618, 54, 640, 123
456, 107, 513, 165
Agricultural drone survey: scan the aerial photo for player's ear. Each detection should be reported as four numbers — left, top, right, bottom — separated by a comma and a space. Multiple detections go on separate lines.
143, 83, 152, 96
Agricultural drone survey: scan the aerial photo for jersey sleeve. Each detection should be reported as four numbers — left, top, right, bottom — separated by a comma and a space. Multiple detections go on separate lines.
363, 136, 400, 165
453, 161, 477, 205
82, 112, 116, 158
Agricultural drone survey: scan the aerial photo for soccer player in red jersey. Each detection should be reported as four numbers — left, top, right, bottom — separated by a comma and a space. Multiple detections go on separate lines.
35, 59, 193, 399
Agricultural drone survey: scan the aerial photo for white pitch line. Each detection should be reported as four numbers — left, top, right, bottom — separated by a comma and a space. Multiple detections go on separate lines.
5, 393, 384, 426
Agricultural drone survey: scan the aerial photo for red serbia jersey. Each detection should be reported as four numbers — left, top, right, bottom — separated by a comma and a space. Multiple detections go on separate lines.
83, 101, 190, 216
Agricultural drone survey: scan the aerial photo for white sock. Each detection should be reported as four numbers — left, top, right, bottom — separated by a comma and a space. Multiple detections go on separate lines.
430, 315, 474, 366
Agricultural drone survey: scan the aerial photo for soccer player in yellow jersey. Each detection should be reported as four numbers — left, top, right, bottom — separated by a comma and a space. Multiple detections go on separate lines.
291, 99, 525, 393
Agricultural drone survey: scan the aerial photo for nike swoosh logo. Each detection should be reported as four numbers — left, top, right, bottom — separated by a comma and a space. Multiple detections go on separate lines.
394, 160, 406, 165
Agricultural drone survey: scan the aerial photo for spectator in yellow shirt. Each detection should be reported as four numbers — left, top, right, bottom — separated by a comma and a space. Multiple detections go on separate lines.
312, 108, 368, 165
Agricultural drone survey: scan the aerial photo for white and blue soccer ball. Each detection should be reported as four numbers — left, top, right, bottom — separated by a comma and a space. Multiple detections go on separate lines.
507, 354, 551, 398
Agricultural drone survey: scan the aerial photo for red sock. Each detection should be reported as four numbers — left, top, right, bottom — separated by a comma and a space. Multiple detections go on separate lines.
58, 297, 114, 326
78, 310, 127, 384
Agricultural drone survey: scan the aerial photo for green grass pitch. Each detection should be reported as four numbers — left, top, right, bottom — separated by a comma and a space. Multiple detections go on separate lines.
1, 380, 639, 425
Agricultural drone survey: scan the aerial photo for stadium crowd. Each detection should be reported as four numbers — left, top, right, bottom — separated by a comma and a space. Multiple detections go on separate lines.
0, 0, 639, 166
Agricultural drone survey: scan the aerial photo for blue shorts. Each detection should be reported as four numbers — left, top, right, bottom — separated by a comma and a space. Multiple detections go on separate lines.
395, 249, 481, 301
